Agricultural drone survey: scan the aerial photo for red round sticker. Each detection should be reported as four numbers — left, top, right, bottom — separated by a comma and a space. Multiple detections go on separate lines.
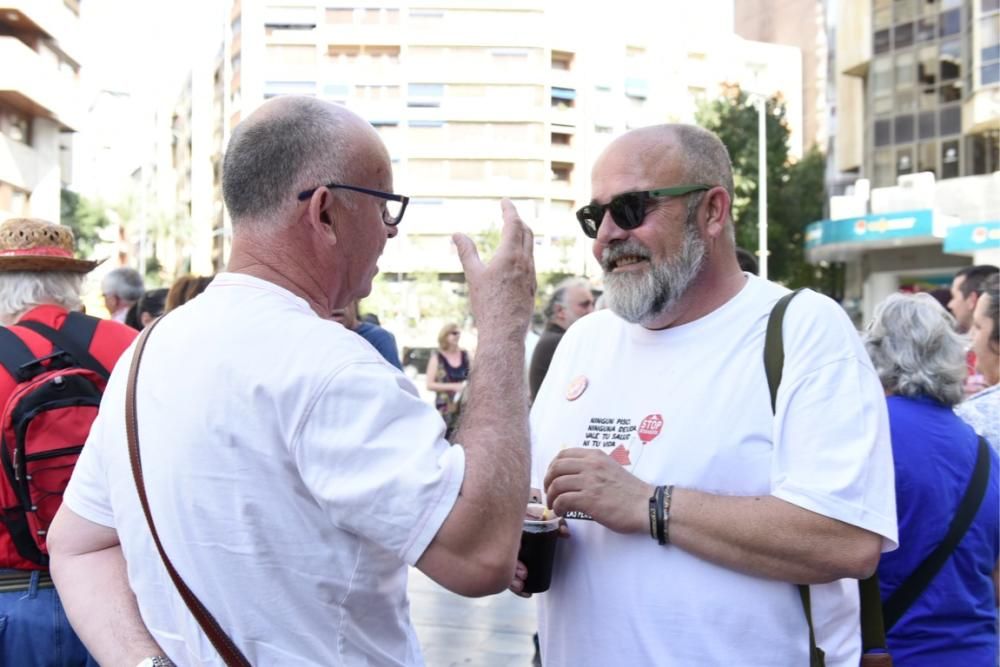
637, 413, 663, 443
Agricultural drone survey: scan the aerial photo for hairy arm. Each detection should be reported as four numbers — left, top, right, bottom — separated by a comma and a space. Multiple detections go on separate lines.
416, 200, 535, 596
48, 505, 166, 665
543, 448, 881, 586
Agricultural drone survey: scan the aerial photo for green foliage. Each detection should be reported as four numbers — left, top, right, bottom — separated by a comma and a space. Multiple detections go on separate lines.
696, 87, 837, 292
60, 189, 110, 257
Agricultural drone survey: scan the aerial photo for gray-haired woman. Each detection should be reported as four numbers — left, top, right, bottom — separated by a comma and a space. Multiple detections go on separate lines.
862, 292, 998, 665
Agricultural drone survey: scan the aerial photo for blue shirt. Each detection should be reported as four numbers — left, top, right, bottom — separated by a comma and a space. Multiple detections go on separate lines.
355, 322, 402, 370
878, 396, 999, 666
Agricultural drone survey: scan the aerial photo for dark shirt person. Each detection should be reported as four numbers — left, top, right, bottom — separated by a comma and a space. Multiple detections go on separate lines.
332, 300, 402, 369
528, 277, 594, 401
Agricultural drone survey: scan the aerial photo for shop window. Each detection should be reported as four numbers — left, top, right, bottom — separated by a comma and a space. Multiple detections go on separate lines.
967, 131, 1000, 175
941, 139, 959, 178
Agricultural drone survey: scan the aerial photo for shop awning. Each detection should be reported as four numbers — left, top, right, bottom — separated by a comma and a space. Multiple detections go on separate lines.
943, 220, 1000, 255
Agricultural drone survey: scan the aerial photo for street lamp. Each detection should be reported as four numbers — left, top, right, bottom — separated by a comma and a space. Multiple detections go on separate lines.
746, 62, 769, 280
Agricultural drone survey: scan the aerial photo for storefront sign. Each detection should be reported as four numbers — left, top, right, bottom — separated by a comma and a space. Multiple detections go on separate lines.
943, 221, 1000, 253
805, 209, 935, 249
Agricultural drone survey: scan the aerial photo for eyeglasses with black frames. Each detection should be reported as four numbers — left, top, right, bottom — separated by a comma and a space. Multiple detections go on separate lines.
297, 183, 410, 227
575, 185, 712, 239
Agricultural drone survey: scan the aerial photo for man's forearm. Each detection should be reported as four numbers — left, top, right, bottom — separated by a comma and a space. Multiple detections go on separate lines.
668, 489, 882, 584
52, 544, 164, 666
453, 330, 531, 559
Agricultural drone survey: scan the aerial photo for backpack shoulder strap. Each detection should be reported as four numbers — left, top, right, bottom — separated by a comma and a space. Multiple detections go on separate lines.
882, 435, 992, 630
0, 327, 38, 382
17, 312, 110, 380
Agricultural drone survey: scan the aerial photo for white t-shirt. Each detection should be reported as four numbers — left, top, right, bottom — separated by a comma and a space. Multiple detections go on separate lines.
65, 273, 465, 666
529, 275, 897, 667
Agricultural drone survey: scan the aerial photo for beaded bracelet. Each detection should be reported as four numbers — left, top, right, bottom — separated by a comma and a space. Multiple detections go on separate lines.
661, 484, 675, 545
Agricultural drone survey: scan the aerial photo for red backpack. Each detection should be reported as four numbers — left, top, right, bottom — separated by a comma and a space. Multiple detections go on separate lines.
0, 312, 110, 567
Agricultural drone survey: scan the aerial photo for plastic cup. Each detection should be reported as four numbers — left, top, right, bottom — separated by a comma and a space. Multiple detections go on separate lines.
518, 502, 560, 593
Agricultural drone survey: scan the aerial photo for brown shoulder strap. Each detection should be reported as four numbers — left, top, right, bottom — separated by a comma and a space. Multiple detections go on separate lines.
126, 316, 251, 667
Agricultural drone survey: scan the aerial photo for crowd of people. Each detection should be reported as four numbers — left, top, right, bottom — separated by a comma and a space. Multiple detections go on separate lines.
0, 96, 994, 667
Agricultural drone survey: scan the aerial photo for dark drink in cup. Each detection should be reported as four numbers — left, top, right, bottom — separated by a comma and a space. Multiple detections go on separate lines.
519, 503, 560, 593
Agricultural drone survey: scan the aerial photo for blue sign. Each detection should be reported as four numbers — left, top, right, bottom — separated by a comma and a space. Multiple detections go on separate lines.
944, 221, 1000, 253
806, 209, 935, 249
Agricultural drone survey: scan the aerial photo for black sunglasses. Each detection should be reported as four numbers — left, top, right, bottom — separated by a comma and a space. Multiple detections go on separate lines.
297, 182, 410, 227
575, 185, 712, 239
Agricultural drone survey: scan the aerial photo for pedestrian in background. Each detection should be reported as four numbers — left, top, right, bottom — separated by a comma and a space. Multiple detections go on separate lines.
426, 322, 471, 439
528, 277, 594, 401
101, 267, 144, 324
956, 274, 1000, 452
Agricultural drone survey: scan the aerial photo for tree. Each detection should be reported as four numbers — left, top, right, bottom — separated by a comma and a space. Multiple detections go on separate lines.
696, 86, 836, 292
60, 189, 110, 257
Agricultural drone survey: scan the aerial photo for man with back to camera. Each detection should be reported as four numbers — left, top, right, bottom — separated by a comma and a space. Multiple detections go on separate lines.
512, 124, 898, 666
101, 267, 145, 323
46, 96, 537, 666
528, 277, 595, 401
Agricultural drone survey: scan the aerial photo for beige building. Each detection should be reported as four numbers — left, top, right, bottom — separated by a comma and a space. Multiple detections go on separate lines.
0, 0, 82, 222
809, 0, 999, 324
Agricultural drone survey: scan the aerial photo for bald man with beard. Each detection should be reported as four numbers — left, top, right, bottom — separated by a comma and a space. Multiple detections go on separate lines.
47, 97, 536, 666
513, 124, 898, 667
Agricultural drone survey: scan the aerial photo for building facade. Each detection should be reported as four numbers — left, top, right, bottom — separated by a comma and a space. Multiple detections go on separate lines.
811, 0, 999, 324
0, 0, 82, 222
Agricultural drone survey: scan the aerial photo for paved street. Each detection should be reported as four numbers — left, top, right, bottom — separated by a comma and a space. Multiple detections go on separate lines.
409, 568, 539, 666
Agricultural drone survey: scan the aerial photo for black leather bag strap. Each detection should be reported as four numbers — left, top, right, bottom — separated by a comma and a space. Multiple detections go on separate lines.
764, 289, 889, 665
17, 311, 110, 379
882, 435, 991, 630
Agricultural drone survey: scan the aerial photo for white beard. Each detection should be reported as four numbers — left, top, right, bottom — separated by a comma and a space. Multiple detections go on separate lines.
601, 222, 706, 326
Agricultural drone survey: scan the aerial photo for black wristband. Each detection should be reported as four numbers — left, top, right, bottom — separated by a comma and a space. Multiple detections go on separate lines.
654, 485, 666, 544
648, 490, 658, 539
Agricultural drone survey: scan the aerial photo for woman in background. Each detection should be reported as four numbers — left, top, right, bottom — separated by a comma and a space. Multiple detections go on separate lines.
862, 292, 998, 666
425, 323, 470, 439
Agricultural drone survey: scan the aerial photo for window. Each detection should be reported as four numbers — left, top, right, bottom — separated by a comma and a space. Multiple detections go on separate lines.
0, 106, 32, 145
941, 139, 960, 178
897, 88, 916, 111
552, 51, 573, 71
984, 0, 1000, 11
407, 83, 444, 107
875, 119, 893, 146
981, 12, 1000, 85
326, 8, 354, 24
897, 147, 914, 175
551, 87, 576, 108
895, 0, 917, 22
874, 29, 891, 54
939, 105, 961, 135
551, 132, 571, 145
896, 51, 914, 87
551, 162, 573, 182
920, 0, 939, 15
938, 8, 960, 36
916, 16, 935, 41
939, 80, 962, 102
894, 114, 915, 143
322, 83, 349, 100
263, 81, 316, 97
894, 22, 914, 48
266, 44, 316, 66
918, 110, 936, 138
939, 39, 961, 80
918, 140, 937, 174
450, 160, 486, 180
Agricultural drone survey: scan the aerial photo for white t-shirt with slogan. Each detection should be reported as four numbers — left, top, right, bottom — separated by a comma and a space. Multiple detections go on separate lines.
529, 275, 897, 667
65, 273, 464, 666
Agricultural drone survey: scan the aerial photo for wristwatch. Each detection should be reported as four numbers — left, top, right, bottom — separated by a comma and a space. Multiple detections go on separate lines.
135, 658, 174, 667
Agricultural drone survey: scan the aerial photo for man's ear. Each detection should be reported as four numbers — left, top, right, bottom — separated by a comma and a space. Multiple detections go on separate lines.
704, 187, 730, 238
306, 189, 337, 242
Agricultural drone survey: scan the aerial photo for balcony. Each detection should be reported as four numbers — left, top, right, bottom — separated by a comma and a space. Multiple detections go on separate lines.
1, 0, 82, 63
0, 37, 81, 130
963, 88, 1000, 134
0, 133, 46, 190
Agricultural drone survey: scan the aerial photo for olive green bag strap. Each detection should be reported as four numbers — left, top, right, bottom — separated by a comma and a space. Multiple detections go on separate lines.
764, 289, 891, 667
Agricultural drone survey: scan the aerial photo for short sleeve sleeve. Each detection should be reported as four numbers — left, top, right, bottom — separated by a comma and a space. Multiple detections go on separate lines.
291, 360, 465, 566
63, 406, 116, 527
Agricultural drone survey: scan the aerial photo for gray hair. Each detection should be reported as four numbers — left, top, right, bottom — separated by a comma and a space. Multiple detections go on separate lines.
545, 277, 590, 319
222, 97, 353, 226
101, 267, 144, 302
862, 292, 966, 406
0, 272, 84, 325
673, 124, 736, 222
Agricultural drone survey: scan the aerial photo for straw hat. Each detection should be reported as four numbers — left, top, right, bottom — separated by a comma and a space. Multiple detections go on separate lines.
0, 218, 101, 273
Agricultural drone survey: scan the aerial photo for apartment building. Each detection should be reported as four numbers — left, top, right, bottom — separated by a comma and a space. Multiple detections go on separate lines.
808, 0, 999, 324
0, 0, 82, 221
